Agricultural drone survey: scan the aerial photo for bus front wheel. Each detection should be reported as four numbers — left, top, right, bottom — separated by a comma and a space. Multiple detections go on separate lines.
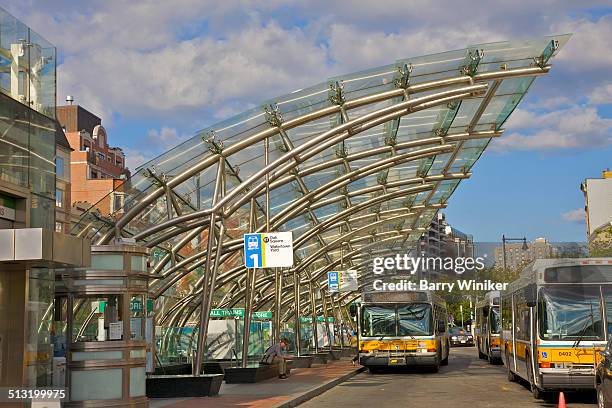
526, 355, 546, 400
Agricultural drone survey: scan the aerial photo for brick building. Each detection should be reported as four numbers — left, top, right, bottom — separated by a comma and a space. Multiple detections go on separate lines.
57, 102, 130, 215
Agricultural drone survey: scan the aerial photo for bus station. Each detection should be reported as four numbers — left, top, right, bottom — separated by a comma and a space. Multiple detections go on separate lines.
0, 4, 611, 408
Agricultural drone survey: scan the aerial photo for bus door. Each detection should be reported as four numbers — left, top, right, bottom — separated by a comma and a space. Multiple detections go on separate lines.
513, 294, 532, 378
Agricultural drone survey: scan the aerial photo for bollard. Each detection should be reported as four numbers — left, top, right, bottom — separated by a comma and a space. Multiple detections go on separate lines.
558, 391, 566, 408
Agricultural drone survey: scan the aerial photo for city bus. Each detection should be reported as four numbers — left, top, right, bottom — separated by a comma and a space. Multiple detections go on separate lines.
475, 290, 501, 364
501, 258, 612, 399
355, 289, 450, 373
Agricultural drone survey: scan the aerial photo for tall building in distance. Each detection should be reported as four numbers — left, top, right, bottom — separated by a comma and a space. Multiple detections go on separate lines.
57, 100, 130, 215
419, 212, 474, 275
581, 169, 612, 256
494, 237, 553, 270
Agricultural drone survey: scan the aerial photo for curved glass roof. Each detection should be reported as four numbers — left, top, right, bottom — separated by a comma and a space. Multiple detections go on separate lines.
72, 35, 569, 321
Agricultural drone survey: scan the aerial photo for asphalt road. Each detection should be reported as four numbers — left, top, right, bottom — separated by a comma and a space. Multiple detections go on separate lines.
300, 347, 597, 408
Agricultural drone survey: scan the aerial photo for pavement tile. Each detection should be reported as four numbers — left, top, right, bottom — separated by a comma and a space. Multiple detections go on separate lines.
150, 358, 359, 408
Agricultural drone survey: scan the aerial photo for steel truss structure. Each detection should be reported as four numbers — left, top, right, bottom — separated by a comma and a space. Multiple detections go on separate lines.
72, 36, 569, 373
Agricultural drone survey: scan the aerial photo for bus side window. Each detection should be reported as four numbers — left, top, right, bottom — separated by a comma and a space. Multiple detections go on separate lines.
501, 295, 512, 332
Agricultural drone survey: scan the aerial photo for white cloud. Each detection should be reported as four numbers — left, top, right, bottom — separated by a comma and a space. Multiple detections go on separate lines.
590, 83, 612, 104
55, 21, 329, 119
494, 106, 612, 151
7, 0, 611, 161
561, 208, 585, 223
123, 148, 152, 172
553, 15, 612, 72
327, 23, 503, 71
146, 127, 189, 150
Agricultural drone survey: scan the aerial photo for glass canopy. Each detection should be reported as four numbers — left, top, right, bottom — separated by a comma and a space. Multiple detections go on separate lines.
72, 35, 569, 328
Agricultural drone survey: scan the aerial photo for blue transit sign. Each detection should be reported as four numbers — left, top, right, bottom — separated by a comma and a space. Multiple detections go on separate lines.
328, 271, 339, 292
244, 233, 263, 268
243, 232, 294, 268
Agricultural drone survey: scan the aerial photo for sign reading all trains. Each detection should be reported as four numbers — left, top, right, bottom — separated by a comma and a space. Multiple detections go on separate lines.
243, 232, 293, 268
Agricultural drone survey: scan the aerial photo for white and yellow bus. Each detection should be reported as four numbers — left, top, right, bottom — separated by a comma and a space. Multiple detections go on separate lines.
475, 290, 501, 364
501, 258, 612, 399
356, 290, 450, 373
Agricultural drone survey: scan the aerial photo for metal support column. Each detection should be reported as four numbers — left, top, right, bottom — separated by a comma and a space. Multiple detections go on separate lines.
294, 271, 301, 356
310, 282, 319, 354
241, 197, 258, 368
321, 289, 333, 350
274, 269, 282, 344
194, 157, 224, 376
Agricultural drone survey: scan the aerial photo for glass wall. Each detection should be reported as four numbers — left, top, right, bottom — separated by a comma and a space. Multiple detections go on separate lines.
0, 92, 56, 229
0, 7, 58, 389
0, 8, 56, 118
25, 268, 54, 386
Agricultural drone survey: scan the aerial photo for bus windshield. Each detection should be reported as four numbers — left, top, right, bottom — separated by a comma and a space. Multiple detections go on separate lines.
490, 307, 500, 334
361, 305, 396, 337
539, 286, 604, 340
398, 303, 432, 336
361, 303, 433, 337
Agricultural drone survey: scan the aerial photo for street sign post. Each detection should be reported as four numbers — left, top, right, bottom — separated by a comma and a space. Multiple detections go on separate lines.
243, 232, 293, 268
328, 271, 339, 292
327, 270, 358, 293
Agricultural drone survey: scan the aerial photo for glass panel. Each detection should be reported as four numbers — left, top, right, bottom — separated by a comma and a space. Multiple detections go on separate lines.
130, 367, 146, 397
71, 368, 123, 401
25, 267, 54, 386
130, 295, 144, 340
130, 255, 147, 272
72, 351, 123, 361
72, 296, 123, 342
130, 349, 146, 358
73, 279, 125, 286
91, 254, 124, 270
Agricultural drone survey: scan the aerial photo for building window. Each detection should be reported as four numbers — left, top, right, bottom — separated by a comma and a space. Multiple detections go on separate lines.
91, 170, 98, 179
55, 189, 64, 208
55, 222, 63, 233
97, 152, 105, 161
56, 156, 64, 177
112, 192, 125, 214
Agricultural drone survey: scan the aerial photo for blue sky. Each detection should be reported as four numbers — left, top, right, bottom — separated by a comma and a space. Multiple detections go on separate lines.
7, 1, 611, 242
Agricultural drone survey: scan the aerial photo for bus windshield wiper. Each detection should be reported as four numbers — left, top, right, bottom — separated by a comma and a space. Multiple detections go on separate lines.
573, 302, 595, 349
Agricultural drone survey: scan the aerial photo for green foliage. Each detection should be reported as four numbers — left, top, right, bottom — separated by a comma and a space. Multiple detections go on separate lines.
433, 266, 522, 324
590, 225, 612, 257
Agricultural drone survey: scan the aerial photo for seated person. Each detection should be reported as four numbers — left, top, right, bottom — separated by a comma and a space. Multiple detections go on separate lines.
261, 338, 292, 379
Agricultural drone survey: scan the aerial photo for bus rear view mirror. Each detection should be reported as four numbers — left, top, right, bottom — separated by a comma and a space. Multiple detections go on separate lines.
349, 303, 357, 317
525, 283, 537, 307
482, 306, 489, 317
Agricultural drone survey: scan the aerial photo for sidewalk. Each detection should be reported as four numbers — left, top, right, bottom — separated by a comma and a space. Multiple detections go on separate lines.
150, 358, 364, 408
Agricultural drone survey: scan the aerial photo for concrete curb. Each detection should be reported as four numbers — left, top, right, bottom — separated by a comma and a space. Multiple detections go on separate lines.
271, 366, 366, 408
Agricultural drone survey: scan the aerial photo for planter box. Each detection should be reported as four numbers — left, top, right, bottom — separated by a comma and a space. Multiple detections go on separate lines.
328, 349, 342, 360
289, 355, 313, 368
223, 365, 278, 383
147, 374, 223, 398
224, 360, 293, 383
309, 352, 328, 365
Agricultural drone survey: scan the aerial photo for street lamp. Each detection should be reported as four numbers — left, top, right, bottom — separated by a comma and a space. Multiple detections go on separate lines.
501, 234, 529, 270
